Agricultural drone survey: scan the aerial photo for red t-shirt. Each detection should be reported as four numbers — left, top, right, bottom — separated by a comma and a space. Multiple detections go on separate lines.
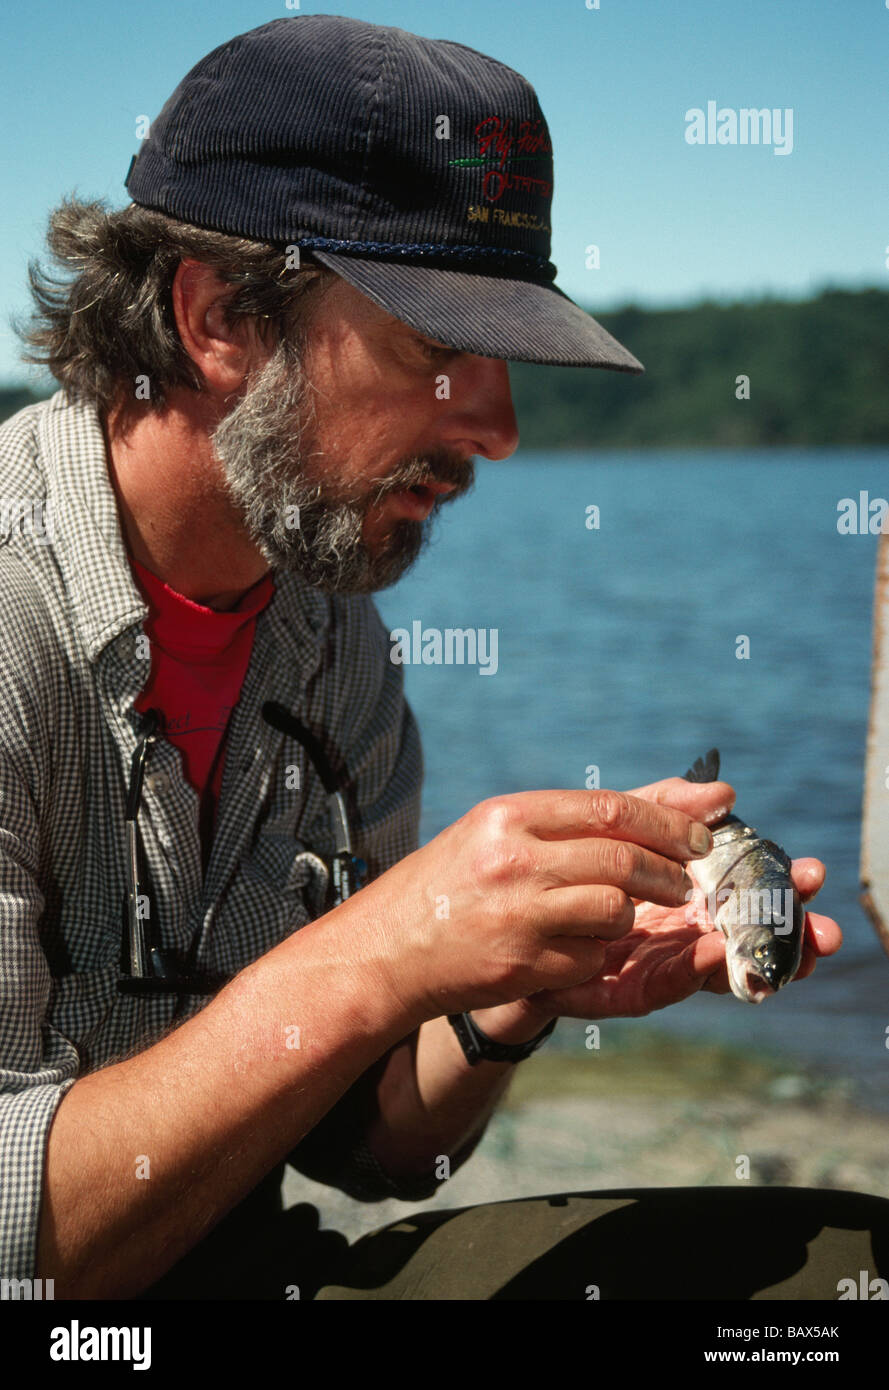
131, 557, 276, 867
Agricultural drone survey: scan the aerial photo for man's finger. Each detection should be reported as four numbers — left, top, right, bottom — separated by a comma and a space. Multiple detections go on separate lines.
627, 775, 737, 826
790, 857, 826, 903
788, 911, 842, 982
516, 788, 716, 863
802, 909, 842, 956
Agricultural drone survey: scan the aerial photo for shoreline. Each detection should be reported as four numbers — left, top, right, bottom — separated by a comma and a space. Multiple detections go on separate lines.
285, 1028, 889, 1242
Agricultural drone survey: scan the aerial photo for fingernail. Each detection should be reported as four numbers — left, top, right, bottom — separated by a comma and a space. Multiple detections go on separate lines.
688, 822, 713, 855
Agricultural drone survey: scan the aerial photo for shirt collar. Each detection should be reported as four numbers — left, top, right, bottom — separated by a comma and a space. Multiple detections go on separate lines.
37, 389, 330, 666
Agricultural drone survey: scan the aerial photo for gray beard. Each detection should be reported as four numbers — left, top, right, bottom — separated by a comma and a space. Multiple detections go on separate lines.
211, 338, 473, 594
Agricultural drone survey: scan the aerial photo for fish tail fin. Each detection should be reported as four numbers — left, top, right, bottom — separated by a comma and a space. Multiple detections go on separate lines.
683, 748, 720, 783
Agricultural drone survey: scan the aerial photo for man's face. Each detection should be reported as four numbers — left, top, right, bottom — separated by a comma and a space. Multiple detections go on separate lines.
211, 276, 520, 593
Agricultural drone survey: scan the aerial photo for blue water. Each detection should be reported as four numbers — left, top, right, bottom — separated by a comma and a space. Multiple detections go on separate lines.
376, 449, 889, 1112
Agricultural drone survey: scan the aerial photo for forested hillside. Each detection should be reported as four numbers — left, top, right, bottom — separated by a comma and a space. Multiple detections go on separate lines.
508, 288, 889, 448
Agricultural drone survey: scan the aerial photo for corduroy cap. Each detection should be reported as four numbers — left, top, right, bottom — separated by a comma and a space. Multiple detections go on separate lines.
125, 14, 643, 372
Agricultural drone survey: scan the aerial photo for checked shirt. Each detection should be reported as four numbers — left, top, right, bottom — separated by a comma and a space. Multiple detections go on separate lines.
0, 389, 442, 1280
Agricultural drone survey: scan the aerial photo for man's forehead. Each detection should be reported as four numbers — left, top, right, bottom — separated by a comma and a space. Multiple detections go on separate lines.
314, 273, 454, 351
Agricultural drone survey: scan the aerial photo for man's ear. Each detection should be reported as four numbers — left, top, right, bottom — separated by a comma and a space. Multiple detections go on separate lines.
171, 259, 265, 398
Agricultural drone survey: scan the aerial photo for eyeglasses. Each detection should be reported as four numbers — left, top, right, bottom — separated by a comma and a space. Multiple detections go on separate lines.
118, 703, 367, 997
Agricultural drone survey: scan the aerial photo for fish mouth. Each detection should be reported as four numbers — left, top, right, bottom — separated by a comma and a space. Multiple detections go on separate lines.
726, 951, 779, 1005
741, 971, 776, 1005
723, 920, 802, 1004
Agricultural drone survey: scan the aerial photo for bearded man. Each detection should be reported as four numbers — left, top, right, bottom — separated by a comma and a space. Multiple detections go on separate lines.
0, 16, 866, 1302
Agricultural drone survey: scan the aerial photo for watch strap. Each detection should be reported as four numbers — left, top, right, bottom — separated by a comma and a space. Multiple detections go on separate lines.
447, 1011, 557, 1066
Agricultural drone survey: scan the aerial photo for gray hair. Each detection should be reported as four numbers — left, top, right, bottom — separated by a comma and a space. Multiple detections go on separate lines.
16, 197, 333, 413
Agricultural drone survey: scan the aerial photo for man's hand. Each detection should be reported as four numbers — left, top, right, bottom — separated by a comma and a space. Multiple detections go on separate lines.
468, 778, 841, 1034
355, 775, 839, 1188
346, 773, 737, 1028
519, 858, 839, 1022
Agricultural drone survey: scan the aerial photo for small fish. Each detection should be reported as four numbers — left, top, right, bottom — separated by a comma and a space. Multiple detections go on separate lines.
683, 749, 804, 1004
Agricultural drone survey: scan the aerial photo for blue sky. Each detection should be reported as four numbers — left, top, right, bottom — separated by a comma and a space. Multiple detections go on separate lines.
1, 0, 886, 385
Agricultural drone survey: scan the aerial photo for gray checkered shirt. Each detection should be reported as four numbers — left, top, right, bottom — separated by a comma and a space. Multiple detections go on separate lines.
0, 389, 454, 1282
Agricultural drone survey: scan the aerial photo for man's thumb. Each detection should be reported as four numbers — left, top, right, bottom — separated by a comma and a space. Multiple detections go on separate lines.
627, 775, 736, 824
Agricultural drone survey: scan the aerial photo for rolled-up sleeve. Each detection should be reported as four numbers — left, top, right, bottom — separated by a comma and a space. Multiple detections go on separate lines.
0, 743, 79, 1279
0, 560, 81, 1278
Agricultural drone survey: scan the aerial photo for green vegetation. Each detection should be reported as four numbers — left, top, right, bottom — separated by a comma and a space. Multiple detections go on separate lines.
0, 385, 47, 422
509, 287, 889, 448
3, 287, 887, 447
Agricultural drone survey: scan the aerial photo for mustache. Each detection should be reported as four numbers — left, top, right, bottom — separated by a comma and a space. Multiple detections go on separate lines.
366, 451, 476, 506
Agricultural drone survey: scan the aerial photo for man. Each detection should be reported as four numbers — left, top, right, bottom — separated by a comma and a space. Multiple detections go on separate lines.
0, 16, 863, 1302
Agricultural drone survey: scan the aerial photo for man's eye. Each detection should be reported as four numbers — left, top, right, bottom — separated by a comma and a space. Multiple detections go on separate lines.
417, 338, 454, 362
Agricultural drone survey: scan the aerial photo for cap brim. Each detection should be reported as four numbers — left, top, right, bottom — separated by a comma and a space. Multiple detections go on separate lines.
310, 252, 644, 372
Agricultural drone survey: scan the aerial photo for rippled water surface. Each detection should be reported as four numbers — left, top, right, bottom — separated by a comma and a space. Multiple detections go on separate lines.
376, 450, 889, 1109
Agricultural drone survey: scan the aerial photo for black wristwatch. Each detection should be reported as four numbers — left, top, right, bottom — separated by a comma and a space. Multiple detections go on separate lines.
447, 1011, 557, 1066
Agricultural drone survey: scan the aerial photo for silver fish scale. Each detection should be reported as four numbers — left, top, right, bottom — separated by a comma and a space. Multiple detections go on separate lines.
704, 817, 793, 897
683, 756, 804, 1002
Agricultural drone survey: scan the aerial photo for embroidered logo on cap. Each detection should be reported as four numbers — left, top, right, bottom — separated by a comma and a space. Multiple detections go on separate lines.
453, 116, 552, 232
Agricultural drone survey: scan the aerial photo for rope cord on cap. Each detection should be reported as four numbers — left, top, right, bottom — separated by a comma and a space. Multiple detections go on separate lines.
298, 237, 557, 280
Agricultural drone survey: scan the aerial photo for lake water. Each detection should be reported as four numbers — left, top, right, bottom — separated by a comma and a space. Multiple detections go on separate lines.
375, 449, 889, 1113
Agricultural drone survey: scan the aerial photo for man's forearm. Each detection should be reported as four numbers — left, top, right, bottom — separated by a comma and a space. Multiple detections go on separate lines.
36, 905, 414, 1299
366, 999, 557, 1179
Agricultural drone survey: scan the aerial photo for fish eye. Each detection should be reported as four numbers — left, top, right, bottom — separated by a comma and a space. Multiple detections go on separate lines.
753, 946, 766, 959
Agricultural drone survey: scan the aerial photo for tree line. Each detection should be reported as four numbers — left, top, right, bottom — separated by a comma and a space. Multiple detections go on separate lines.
508, 287, 889, 448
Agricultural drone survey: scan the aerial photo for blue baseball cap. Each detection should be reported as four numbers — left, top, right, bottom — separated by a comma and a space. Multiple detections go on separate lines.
125, 14, 644, 372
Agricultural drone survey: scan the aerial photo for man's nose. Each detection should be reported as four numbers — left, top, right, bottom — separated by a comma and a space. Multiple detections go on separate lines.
439, 356, 520, 462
